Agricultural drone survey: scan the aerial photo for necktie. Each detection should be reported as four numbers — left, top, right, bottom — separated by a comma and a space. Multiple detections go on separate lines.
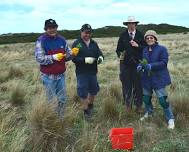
129, 32, 133, 40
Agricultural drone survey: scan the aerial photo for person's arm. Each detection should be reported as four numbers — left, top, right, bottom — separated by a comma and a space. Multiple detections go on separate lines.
35, 40, 54, 65
116, 35, 124, 58
64, 41, 73, 62
96, 42, 104, 64
150, 46, 169, 71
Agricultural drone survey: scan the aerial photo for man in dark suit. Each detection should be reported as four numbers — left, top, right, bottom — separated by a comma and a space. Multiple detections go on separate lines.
116, 16, 146, 113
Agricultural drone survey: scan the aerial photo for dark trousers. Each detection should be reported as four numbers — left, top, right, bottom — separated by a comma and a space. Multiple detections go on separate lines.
119, 62, 143, 108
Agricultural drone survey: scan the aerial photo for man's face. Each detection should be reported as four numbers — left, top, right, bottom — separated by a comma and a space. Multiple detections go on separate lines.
46, 26, 58, 37
81, 31, 91, 41
127, 22, 136, 31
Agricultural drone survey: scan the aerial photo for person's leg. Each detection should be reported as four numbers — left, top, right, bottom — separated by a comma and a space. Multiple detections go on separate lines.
41, 74, 56, 102
155, 88, 175, 129
140, 88, 153, 121
119, 62, 127, 104
132, 67, 143, 113
155, 88, 174, 120
88, 95, 95, 110
88, 74, 100, 114
143, 88, 153, 114
76, 74, 90, 116
55, 74, 66, 119
124, 66, 133, 111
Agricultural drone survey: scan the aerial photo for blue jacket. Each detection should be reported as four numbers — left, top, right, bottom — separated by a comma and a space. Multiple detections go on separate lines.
141, 44, 171, 90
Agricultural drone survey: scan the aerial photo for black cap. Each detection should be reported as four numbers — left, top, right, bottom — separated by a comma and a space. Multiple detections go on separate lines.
80, 24, 92, 32
44, 19, 58, 30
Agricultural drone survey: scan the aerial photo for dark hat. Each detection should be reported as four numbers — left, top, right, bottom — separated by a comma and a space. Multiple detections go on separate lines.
44, 19, 58, 30
80, 24, 92, 32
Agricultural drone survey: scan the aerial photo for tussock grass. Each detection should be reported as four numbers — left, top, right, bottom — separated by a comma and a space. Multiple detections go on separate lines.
109, 82, 122, 102
7, 66, 24, 79
103, 97, 119, 119
28, 101, 66, 151
9, 84, 25, 105
0, 34, 189, 151
28, 98, 79, 152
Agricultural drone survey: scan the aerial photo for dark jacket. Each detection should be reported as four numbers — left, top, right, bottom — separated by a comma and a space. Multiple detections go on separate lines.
72, 37, 103, 75
116, 29, 146, 66
142, 44, 171, 90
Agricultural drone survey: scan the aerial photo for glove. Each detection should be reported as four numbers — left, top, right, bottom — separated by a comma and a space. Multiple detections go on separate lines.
71, 47, 79, 56
52, 53, 66, 61
97, 56, 104, 64
85, 57, 96, 64
144, 64, 151, 71
137, 65, 143, 72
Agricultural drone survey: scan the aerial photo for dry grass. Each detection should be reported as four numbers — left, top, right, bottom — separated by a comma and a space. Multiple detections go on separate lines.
0, 33, 189, 151
9, 83, 25, 106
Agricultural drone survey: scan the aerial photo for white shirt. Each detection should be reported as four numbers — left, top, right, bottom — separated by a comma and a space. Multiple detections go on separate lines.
84, 40, 90, 47
128, 30, 136, 39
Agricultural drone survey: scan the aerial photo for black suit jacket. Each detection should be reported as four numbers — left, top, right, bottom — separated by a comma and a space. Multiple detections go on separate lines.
116, 29, 146, 66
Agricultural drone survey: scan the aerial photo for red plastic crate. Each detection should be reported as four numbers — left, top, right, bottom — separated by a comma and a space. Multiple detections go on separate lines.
109, 128, 134, 150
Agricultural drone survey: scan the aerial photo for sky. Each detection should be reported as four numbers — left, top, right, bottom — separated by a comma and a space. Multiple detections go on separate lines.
0, 0, 189, 34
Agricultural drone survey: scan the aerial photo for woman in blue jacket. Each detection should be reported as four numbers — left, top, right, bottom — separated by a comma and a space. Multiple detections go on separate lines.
137, 30, 175, 129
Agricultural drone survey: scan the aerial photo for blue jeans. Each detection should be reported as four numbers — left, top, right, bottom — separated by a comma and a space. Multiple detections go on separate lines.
41, 73, 66, 104
143, 88, 174, 121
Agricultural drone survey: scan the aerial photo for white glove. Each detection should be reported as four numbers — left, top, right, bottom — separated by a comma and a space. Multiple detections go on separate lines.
97, 56, 104, 64
85, 57, 96, 64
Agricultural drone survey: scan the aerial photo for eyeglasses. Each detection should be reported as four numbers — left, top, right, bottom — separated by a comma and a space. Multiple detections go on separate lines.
145, 36, 154, 40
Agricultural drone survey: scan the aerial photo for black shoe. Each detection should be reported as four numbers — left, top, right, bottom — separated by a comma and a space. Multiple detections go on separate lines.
88, 103, 93, 111
84, 109, 91, 120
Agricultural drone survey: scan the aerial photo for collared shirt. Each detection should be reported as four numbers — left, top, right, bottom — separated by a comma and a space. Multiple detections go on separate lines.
128, 30, 136, 39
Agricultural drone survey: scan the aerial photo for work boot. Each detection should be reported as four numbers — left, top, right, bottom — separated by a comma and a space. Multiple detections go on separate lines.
88, 103, 94, 114
83, 108, 92, 120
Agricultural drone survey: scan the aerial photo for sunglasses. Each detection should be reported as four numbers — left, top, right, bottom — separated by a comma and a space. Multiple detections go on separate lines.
145, 36, 155, 40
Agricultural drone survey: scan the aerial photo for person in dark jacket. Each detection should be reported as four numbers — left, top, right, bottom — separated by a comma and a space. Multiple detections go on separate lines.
72, 24, 104, 119
137, 30, 175, 129
116, 16, 146, 113
35, 19, 79, 119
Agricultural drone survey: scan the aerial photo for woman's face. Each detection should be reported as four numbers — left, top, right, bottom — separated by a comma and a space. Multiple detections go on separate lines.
145, 35, 156, 46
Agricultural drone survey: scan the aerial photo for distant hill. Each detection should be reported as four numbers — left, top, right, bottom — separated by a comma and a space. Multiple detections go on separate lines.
0, 23, 189, 44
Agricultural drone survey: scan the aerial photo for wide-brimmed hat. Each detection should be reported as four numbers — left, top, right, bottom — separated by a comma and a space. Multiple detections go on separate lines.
144, 30, 158, 41
123, 16, 139, 25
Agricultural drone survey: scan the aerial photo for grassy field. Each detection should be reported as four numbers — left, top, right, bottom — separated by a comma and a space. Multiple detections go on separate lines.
0, 33, 189, 152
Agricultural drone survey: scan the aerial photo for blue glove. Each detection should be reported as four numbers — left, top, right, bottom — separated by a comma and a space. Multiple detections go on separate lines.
137, 65, 143, 72
144, 64, 151, 71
